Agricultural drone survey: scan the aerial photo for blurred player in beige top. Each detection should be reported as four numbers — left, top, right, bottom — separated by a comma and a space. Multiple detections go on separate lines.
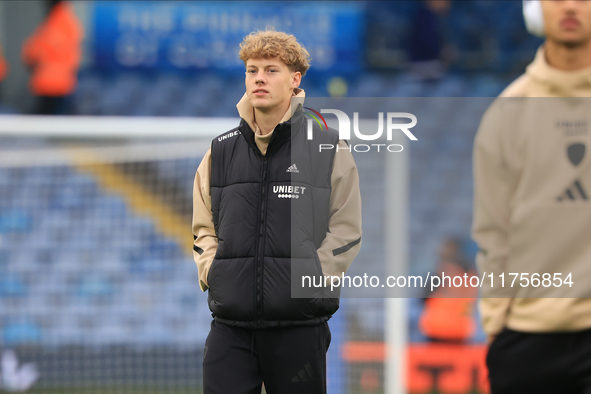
473, 1, 591, 392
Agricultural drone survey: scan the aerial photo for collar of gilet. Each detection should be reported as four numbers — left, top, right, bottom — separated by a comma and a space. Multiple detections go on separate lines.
236, 89, 306, 157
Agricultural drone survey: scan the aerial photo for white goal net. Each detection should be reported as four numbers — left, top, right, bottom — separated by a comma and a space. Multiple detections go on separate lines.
0, 114, 407, 394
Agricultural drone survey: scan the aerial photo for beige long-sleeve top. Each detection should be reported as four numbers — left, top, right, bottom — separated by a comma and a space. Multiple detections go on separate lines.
473, 46, 591, 336
193, 89, 362, 291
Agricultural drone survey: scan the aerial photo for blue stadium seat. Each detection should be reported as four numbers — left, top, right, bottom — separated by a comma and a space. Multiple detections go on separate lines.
76, 275, 114, 299
0, 274, 27, 298
349, 74, 392, 97
99, 73, 147, 116
49, 316, 86, 346
3, 321, 42, 345
0, 209, 32, 233
431, 75, 468, 97
140, 74, 187, 116
74, 72, 106, 115
391, 76, 424, 97
92, 320, 130, 346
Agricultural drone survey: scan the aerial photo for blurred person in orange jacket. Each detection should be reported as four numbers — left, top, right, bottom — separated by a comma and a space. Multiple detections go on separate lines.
0, 44, 8, 102
419, 237, 478, 343
0, 44, 8, 83
22, 0, 83, 115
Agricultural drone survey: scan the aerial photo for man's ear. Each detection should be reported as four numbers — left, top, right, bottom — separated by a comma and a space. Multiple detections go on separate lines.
292, 72, 302, 89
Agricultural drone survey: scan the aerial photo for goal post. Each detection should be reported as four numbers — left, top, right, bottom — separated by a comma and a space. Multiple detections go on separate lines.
0, 115, 237, 138
385, 139, 409, 394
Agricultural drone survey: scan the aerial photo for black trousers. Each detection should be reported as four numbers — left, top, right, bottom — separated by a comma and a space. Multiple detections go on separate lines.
487, 327, 591, 394
203, 320, 331, 394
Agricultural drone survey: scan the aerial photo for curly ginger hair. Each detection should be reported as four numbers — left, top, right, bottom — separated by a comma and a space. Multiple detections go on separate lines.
239, 29, 311, 76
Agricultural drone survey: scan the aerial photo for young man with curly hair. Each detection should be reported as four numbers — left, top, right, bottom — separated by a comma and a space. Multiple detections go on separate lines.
192, 29, 362, 394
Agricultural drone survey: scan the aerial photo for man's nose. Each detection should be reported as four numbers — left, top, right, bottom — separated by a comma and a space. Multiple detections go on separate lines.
563, 0, 580, 12
255, 71, 266, 83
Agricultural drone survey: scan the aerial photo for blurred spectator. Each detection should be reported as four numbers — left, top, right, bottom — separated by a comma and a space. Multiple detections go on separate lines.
0, 44, 7, 82
0, 44, 8, 100
419, 237, 477, 343
407, 0, 454, 81
21, 0, 83, 115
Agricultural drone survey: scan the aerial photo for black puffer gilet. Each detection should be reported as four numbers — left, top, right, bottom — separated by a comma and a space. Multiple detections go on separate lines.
208, 108, 339, 328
